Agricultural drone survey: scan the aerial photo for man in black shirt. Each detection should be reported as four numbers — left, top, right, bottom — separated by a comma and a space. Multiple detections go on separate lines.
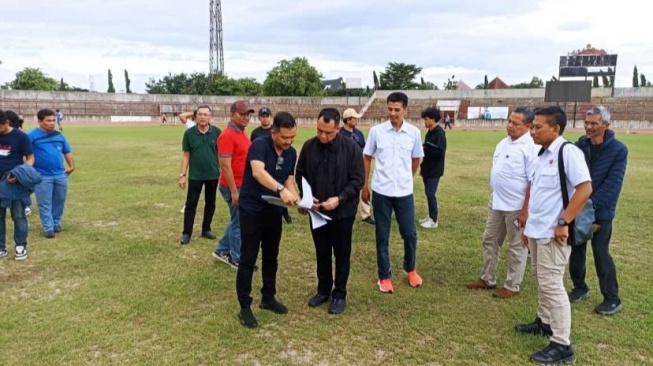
236, 112, 300, 329
250, 107, 293, 224
295, 108, 364, 314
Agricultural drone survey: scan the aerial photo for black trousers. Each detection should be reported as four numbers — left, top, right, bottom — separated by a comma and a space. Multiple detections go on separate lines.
236, 211, 282, 308
569, 220, 620, 301
182, 179, 217, 236
310, 216, 355, 299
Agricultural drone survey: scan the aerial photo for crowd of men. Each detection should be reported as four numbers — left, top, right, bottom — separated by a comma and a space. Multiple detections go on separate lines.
0, 92, 627, 365
174, 92, 628, 364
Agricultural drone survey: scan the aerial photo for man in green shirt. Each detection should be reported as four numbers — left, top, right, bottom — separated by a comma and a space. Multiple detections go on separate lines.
179, 105, 221, 245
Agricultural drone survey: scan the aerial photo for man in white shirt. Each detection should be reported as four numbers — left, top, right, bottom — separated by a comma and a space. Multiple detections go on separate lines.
179, 110, 197, 129
515, 106, 592, 365
362, 92, 425, 294
467, 107, 538, 298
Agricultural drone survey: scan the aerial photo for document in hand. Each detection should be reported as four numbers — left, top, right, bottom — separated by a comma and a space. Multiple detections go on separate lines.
261, 177, 331, 229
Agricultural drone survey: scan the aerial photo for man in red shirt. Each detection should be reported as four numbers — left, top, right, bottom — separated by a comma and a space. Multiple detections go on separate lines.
213, 100, 253, 268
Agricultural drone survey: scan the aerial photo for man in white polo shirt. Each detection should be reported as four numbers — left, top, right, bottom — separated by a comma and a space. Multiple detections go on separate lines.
361, 92, 424, 294
467, 107, 539, 298
515, 106, 592, 365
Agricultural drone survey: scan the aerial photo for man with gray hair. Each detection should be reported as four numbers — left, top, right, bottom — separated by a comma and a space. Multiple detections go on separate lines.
568, 105, 628, 315
467, 107, 539, 298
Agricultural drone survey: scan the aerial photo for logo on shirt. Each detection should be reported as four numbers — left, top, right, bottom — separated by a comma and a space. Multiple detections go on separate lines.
0, 144, 10, 157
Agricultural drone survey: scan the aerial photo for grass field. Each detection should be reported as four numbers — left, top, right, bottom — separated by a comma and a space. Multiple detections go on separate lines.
1, 124, 652, 365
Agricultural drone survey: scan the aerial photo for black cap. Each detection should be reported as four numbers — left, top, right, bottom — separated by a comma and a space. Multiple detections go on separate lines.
258, 107, 271, 116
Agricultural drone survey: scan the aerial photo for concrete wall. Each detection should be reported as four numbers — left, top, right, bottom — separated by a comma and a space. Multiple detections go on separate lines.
2, 88, 653, 128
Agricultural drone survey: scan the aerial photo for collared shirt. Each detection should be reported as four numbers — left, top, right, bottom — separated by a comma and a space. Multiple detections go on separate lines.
490, 133, 539, 211
363, 120, 424, 197
218, 122, 251, 187
524, 136, 591, 239
338, 127, 365, 148
182, 124, 221, 180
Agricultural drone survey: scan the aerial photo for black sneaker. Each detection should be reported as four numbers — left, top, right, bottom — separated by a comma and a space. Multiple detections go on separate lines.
54, 226, 62, 233
595, 299, 623, 315
515, 317, 553, 338
259, 298, 288, 314
283, 211, 293, 224
530, 341, 576, 365
362, 217, 375, 225
568, 288, 589, 303
44, 231, 55, 239
308, 293, 330, 308
328, 298, 346, 315
239, 307, 258, 329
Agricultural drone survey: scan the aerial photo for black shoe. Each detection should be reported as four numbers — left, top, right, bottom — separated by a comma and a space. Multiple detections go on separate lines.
180, 234, 190, 245
283, 212, 293, 224
308, 293, 330, 308
515, 317, 553, 337
362, 217, 375, 225
54, 226, 62, 233
259, 298, 288, 314
239, 307, 258, 329
595, 299, 622, 315
328, 298, 346, 315
568, 288, 589, 303
44, 231, 55, 239
201, 231, 217, 239
530, 341, 576, 365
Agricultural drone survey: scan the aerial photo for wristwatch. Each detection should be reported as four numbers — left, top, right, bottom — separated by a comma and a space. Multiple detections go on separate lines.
180, 173, 186, 177
557, 218, 569, 226
276, 184, 285, 193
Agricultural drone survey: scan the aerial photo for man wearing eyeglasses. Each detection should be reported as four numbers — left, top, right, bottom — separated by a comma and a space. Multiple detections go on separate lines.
296, 108, 364, 315
178, 105, 221, 245
212, 101, 254, 268
236, 112, 300, 329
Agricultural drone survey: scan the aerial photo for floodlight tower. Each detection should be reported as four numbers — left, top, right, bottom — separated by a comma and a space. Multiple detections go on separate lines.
209, 0, 224, 76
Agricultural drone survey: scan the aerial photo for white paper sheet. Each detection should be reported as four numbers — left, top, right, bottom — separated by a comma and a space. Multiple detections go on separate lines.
261, 177, 331, 229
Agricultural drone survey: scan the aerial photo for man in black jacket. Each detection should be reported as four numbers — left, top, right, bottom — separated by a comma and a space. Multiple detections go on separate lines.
419, 107, 446, 229
295, 108, 365, 314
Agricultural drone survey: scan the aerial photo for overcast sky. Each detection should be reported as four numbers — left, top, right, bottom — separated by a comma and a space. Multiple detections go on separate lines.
1, 0, 650, 93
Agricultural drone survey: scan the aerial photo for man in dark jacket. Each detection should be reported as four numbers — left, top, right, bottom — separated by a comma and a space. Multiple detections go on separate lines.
295, 108, 364, 315
419, 107, 446, 228
0, 110, 34, 260
568, 105, 628, 316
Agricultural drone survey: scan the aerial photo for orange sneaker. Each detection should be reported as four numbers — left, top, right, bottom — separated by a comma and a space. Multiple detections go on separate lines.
406, 270, 423, 287
377, 279, 394, 293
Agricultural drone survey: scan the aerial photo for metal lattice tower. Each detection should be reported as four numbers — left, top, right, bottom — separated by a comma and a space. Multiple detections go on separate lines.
209, 0, 224, 75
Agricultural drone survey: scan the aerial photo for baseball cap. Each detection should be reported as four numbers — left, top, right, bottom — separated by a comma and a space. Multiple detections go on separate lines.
258, 107, 272, 116
342, 108, 362, 119
230, 100, 255, 114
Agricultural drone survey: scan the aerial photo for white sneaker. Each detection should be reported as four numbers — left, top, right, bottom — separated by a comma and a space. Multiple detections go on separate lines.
15, 246, 27, 261
418, 217, 430, 224
180, 206, 185, 213
25, 207, 31, 216
420, 218, 438, 229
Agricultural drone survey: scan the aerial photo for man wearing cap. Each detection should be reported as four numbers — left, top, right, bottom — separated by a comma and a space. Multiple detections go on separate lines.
212, 101, 254, 268
250, 107, 272, 142
339, 108, 375, 225
250, 107, 293, 225
179, 105, 221, 245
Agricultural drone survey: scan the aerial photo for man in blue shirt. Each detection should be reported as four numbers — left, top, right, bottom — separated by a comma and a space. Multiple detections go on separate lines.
236, 112, 300, 329
339, 108, 375, 226
0, 110, 34, 260
28, 109, 75, 238
55, 109, 64, 131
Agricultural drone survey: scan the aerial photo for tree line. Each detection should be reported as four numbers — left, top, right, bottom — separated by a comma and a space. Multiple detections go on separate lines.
1, 57, 651, 96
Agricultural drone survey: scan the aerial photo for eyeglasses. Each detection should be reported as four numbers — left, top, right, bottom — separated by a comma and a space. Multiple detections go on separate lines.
275, 156, 284, 171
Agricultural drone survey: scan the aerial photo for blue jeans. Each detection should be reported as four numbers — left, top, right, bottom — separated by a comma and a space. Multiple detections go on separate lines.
372, 192, 418, 279
35, 174, 68, 233
215, 185, 241, 263
423, 176, 441, 221
0, 199, 28, 251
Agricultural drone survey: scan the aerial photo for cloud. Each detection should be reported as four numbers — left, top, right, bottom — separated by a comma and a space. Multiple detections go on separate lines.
0, 0, 650, 93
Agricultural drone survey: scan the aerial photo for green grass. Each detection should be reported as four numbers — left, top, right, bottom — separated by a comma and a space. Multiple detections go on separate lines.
1, 125, 652, 365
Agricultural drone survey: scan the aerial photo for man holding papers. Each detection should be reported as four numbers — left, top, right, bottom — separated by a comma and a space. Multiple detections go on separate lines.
295, 108, 365, 315
235, 112, 300, 329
